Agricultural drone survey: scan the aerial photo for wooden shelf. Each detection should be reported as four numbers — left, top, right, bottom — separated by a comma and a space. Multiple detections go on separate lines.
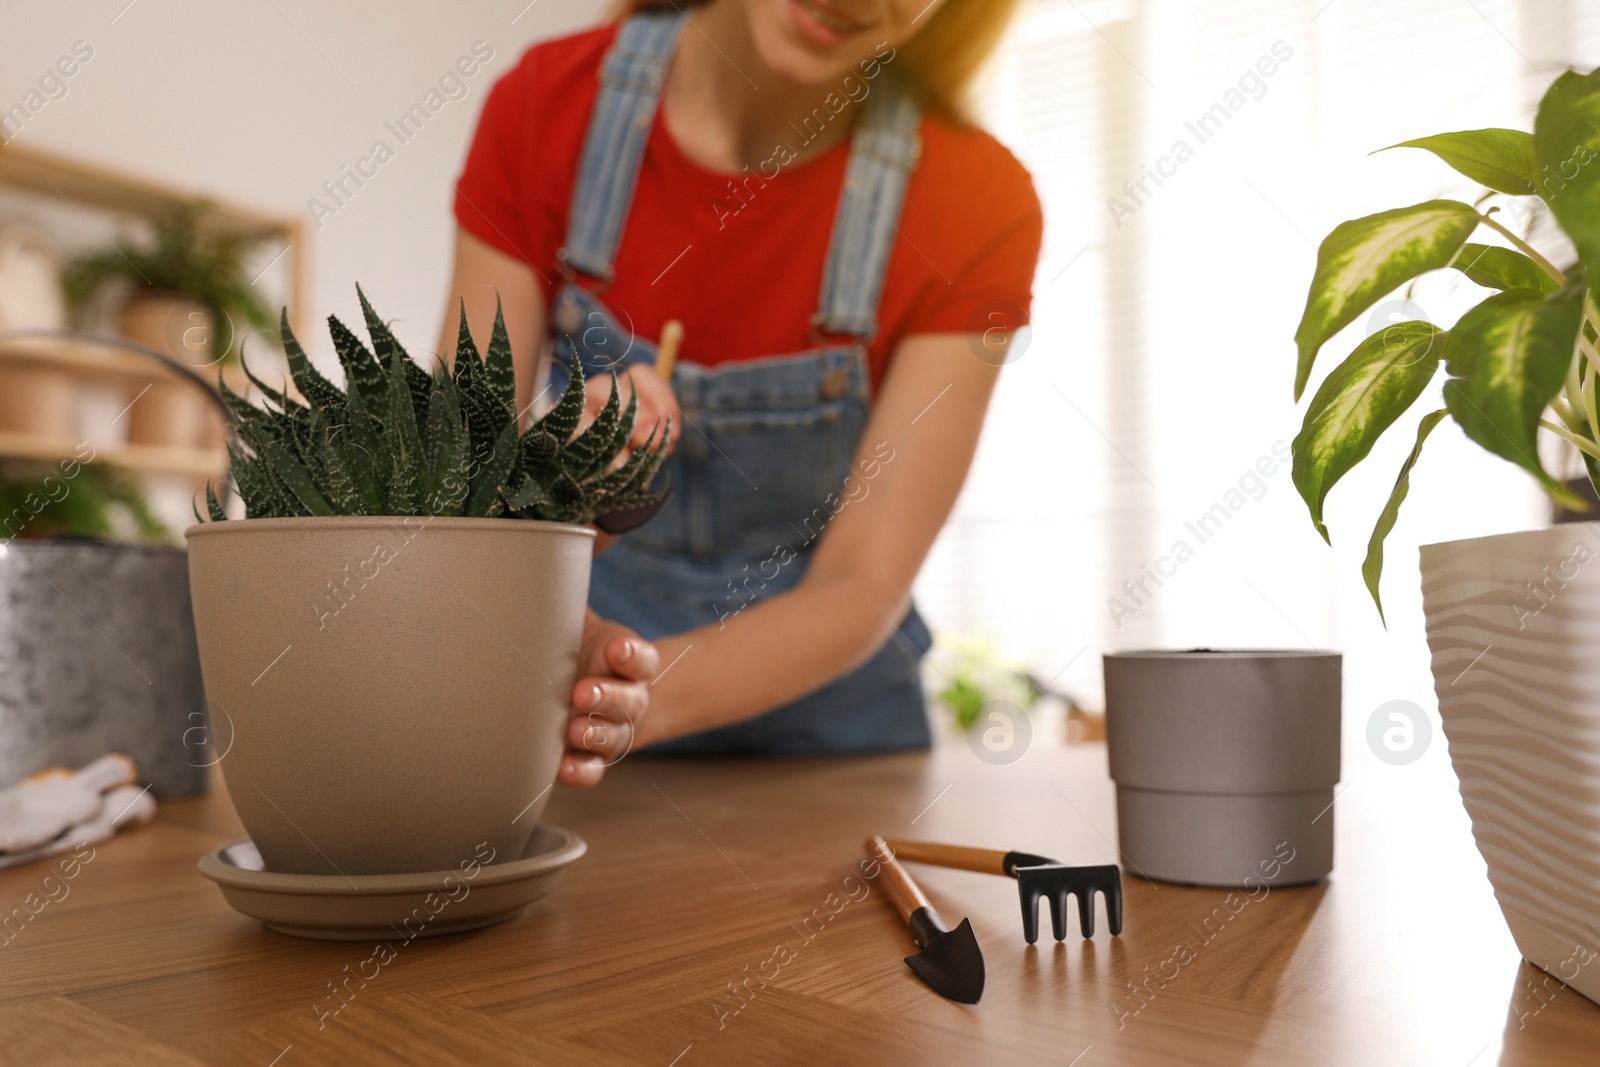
0, 142, 293, 241
0, 141, 307, 335
0, 335, 198, 384
0, 431, 226, 479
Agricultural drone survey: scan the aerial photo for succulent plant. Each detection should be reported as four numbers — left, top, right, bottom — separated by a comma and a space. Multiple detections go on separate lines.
201, 286, 668, 526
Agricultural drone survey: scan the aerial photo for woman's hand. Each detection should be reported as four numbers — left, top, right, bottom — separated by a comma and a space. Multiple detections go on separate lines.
557, 611, 661, 787
583, 363, 683, 457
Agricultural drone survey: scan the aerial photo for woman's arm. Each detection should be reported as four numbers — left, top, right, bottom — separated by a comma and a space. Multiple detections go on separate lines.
436, 227, 545, 416
637, 332, 1003, 745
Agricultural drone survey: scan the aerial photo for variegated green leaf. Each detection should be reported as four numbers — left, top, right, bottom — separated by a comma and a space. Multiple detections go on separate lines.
279, 310, 344, 414
1292, 321, 1444, 542
563, 373, 623, 481
535, 357, 587, 445
1293, 200, 1481, 399
340, 384, 386, 514
505, 480, 551, 511
1362, 409, 1449, 625
1450, 243, 1559, 293
483, 296, 516, 416
385, 347, 427, 497
1442, 280, 1588, 506
467, 419, 520, 518
1534, 66, 1600, 283
328, 313, 389, 418
264, 440, 335, 516
424, 381, 469, 514
1382, 129, 1538, 196
320, 424, 367, 516
204, 482, 226, 522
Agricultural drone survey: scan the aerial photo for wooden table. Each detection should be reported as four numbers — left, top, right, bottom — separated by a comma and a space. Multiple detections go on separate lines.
4, 741, 1599, 1065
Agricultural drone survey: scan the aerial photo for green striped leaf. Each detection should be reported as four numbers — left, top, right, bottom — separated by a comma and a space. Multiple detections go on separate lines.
424, 380, 469, 514
204, 482, 226, 522
279, 310, 344, 414
536, 357, 587, 445
483, 296, 517, 416
562, 373, 624, 481
386, 348, 427, 500
340, 385, 386, 514
1292, 321, 1444, 542
1534, 67, 1600, 283
1442, 280, 1589, 506
263, 440, 335, 516
1362, 409, 1449, 625
1293, 200, 1481, 399
1382, 129, 1538, 196
328, 313, 389, 418
319, 424, 367, 516
466, 419, 519, 518
1451, 243, 1559, 293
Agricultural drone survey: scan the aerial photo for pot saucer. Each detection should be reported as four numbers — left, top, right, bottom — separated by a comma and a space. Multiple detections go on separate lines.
198, 825, 585, 941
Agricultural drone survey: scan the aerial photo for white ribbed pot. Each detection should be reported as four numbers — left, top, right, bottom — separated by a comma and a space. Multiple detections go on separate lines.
1421, 523, 1600, 1006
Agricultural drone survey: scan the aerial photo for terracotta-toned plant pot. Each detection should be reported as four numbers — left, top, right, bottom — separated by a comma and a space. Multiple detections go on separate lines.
186, 517, 594, 876
126, 380, 209, 449
0, 365, 74, 438
119, 292, 215, 449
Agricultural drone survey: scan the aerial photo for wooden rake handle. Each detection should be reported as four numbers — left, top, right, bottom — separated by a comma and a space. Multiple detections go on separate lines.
865, 835, 932, 924
883, 839, 1011, 876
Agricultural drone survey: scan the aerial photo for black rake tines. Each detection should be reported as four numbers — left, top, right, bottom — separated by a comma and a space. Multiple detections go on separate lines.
1003, 851, 1124, 943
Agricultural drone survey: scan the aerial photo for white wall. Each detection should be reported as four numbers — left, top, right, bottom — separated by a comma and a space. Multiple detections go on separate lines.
2, 0, 608, 368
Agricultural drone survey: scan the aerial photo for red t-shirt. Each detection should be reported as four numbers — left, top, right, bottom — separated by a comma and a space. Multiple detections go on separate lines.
453, 23, 1042, 391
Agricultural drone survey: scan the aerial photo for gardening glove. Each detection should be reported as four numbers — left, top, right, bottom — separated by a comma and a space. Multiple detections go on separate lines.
0, 753, 139, 853
0, 783, 156, 870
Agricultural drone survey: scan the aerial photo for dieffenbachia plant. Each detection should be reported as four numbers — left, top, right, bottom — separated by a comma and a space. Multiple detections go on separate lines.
202, 286, 668, 526
1292, 65, 1600, 621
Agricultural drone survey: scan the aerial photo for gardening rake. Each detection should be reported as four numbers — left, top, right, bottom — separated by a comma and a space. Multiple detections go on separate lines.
885, 839, 1122, 943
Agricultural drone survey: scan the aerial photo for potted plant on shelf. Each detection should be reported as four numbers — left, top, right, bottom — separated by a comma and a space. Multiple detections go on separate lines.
62, 204, 276, 449
1289, 65, 1600, 1003
186, 286, 667, 876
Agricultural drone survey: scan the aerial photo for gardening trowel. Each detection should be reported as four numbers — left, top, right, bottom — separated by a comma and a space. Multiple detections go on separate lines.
864, 835, 985, 1004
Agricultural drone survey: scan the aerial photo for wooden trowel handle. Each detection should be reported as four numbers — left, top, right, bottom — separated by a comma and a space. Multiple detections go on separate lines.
654, 320, 683, 381
883, 839, 1010, 876
865, 835, 932, 924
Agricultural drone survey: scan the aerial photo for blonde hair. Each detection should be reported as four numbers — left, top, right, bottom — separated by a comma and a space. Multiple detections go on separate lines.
610, 0, 1022, 119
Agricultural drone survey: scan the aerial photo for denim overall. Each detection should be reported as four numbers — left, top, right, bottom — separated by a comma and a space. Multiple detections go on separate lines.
550, 10, 932, 754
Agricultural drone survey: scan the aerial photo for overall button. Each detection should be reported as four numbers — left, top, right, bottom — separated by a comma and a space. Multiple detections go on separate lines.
820, 367, 850, 400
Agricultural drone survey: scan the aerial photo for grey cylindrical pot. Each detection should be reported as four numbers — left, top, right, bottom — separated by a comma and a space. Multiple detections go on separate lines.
1104, 650, 1341, 887
0, 540, 210, 796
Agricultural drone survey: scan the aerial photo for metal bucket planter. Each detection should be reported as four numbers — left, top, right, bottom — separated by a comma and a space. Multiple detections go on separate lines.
0, 540, 210, 795
1104, 650, 1341, 887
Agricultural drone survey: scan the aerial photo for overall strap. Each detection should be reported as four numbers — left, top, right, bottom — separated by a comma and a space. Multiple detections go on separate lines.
814, 79, 923, 340
559, 9, 687, 282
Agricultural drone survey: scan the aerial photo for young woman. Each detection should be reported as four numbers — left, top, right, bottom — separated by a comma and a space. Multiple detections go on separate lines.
441, 0, 1040, 786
